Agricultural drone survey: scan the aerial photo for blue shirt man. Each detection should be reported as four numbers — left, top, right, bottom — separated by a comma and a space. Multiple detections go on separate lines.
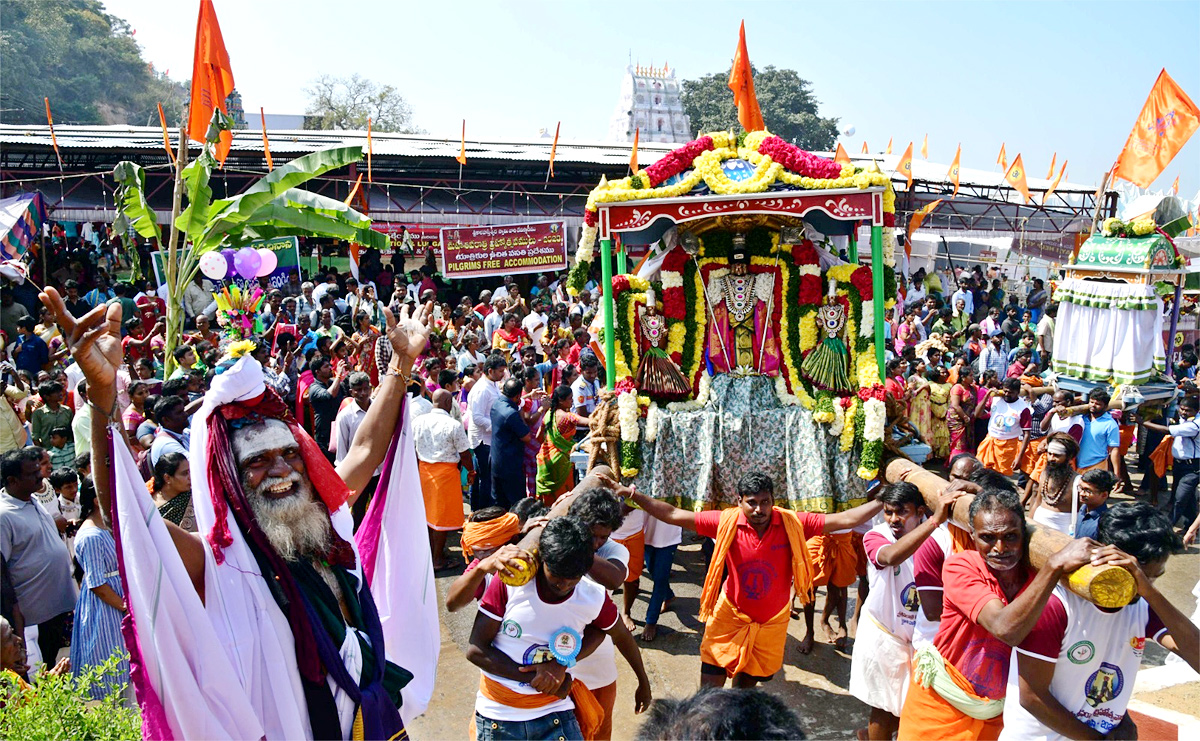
489, 378, 533, 509
1077, 392, 1120, 470
1074, 502, 1108, 540
13, 325, 49, 375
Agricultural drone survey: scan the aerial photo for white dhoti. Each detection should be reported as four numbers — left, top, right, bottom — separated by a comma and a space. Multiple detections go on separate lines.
849, 613, 912, 717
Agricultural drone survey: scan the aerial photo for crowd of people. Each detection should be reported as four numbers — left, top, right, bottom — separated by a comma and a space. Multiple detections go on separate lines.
2, 235, 1199, 741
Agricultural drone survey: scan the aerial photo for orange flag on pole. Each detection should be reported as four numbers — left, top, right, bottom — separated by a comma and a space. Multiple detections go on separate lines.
629, 127, 640, 174
157, 103, 176, 164
996, 143, 1007, 170
1045, 152, 1057, 180
727, 21, 764, 132
1113, 69, 1200, 188
920, 134, 928, 159
896, 142, 914, 188
886, 138, 893, 154
947, 144, 961, 197
834, 142, 851, 165
861, 141, 869, 154
187, 0, 235, 162
1005, 154, 1032, 202
259, 107, 273, 171
1044, 160, 1067, 204
907, 199, 944, 249
44, 98, 62, 167
455, 120, 467, 166
1171, 174, 1180, 195
366, 117, 373, 182
547, 121, 561, 180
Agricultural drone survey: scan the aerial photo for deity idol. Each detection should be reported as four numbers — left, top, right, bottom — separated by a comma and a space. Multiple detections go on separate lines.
705, 234, 781, 376
635, 288, 691, 398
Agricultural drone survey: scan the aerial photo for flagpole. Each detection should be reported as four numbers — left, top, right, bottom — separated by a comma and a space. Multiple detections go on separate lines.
1090, 164, 1116, 234
164, 127, 189, 380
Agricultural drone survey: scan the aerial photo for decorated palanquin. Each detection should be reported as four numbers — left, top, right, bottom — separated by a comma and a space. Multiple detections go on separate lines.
567, 130, 902, 513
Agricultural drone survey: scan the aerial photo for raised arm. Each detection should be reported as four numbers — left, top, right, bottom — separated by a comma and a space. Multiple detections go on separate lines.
627, 488, 697, 532
875, 489, 968, 567
822, 497, 884, 533
336, 302, 431, 495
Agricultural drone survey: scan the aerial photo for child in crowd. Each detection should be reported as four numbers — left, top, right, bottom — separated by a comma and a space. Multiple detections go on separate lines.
47, 426, 75, 471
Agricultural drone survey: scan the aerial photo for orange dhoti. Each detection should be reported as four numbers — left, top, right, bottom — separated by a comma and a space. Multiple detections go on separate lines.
976, 435, 1029, 476
897, 655, 1004, 741
419, 460, 464, 531
807, 532, 858, 588
699, 592, 790, 679
851, 531, 868, 577
615, 531, 644, 582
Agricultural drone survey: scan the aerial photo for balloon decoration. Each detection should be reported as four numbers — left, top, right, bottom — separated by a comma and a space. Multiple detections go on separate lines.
221, 248, 238, 278
233, 247, 261, 280
255, 247, 278, 277
198, 251, 228, 280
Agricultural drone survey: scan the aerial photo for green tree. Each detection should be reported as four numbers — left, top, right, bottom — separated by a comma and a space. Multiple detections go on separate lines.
303, 74, 422, 133
681, 65, 839, 150
0, 0, 181, 126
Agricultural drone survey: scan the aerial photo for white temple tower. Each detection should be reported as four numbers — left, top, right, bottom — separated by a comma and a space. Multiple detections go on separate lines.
607, 63, 693, 144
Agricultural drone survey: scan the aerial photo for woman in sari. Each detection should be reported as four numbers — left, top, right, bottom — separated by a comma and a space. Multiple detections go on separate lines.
535, 385, 589, 505
350, 310, 382, 386
491, 312, 527, 362
947, 365, 978, 462
928, 365, 952, 460
907, 359, 933, 443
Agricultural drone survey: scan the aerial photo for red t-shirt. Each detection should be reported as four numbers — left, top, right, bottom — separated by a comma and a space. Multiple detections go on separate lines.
122, 335, 148, 363
932, 549, 1033, 699
694, 509, 825, 624
912, 530, 949, 592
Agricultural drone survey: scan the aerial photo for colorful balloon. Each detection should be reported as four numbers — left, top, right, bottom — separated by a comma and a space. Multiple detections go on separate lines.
221, 248, 237, 277
198, 251, 228, 280
255, 248, 278, 277
233, 247, 261, 280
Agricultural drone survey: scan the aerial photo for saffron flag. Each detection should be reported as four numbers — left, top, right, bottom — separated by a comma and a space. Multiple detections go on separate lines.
157, 103, 177, 164
835, 142, 851, 165
1046, 152, 1057, 180
907, 198, 944, 249
1113, 69, 1200, 188
455, 120, 467, 166
896, 142, 914, 188
727, 21, 765, 132
1005, 154, 1032, 203
861, 141, 869, 154
547, 121, 561, 179
920, 134, 928, 159
187, 0, 235, 162
886, 138, 893, 154
259, 107, 273, 171
1171, 174, 1180, 195
366, 117, 373, 183
947, 144, 962, 197
630, 127, 640, 173
43, 98, 62, 167
996, 143, 1007, 170
1044, 160, 1068, 204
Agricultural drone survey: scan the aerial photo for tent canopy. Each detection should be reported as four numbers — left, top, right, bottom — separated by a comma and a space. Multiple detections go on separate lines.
0, 191, 46, 259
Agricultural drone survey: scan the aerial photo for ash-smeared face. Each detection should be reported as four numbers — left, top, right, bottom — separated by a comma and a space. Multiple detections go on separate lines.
231, 419, 330, 561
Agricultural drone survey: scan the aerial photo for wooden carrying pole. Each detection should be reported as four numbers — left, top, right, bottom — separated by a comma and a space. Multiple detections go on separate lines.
885, 459, 1136, 608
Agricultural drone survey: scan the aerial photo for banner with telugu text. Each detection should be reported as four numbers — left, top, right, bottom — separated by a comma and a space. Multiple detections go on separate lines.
438, 220, 568, 278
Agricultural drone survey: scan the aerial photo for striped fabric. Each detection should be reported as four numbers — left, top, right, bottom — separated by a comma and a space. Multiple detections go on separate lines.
70, 525, 129, 699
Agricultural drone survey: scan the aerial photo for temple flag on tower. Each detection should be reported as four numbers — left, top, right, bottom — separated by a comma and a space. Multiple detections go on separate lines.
1171, 174, 1180, 195
728, 21, 765, 131
896, 142, 914, 188
629, 127, 640, 173
1044, 160, 1067, 204
996, 143, 1007, 170
1113, 69, 1199, 188
834, 142, 851, 165
1005, 154, 1032, 202
455, 120, 467, 166
886, 138, 893, 154
920, 134, 928, 159
1045, 152, 1057, 180
947, 144, 962, 197
187, 0, 234, 162
861, 141, 869, 154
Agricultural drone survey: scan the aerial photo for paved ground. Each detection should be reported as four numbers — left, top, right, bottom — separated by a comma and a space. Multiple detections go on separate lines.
409, 483, 1200, 740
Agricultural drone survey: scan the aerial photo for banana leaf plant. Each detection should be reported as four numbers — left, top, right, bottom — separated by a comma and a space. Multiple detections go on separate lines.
113, 111, 385, 377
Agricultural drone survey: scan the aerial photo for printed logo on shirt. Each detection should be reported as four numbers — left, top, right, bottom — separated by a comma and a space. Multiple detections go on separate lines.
1129, 636, 1146, 655
522, 644, 555, 666
1068, 640, 1096, 665
1084, 663, 1123, 708
900, 582, 920, 612
501, 619, 522, 639
737, 561, 778, 600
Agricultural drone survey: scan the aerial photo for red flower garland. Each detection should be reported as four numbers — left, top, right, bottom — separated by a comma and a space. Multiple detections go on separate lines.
792, 240, 818, 266
850, 267, 873, 301
662, 248, 689, 273
857, 384, 887, 402
644, 136, 715, 186
584, 210, 598, 227
615, 378, 638, 395
798, 274, 822, 306
663, 287, 686, 321
757, 137, 843, 180
610, 275, 631, 295
883, 212, 895, 227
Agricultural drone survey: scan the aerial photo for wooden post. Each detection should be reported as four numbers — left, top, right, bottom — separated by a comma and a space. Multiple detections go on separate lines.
885, 458, 1136, 608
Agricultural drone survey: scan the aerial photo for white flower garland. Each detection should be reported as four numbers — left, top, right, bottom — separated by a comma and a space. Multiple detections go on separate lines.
576, 225, 598, 265
667, 371, 712, 412
617, 391, 640, 443
645, 402, 660, 442
864, 398, 887, 442
774, 374, 803, 406
660, 272, 684, 290
860, 298, 874, 338
829, 400, 845, 437
881, 227, 898, 268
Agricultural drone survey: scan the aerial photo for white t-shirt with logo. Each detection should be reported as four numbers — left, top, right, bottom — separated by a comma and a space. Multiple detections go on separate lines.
476, 573, 618, 721
999, 585, 1167, 741
571, 539, 630, 690
987, 397, 1032, 441
862, 521, 921, 641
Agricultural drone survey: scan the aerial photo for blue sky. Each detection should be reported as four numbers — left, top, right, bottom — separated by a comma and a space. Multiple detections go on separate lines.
105, 0, 1199, 197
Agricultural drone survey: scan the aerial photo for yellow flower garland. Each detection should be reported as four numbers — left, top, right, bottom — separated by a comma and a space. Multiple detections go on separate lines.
840, 397, 858, 452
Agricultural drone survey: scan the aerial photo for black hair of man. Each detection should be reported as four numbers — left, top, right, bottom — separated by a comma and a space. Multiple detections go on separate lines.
48, 467, 77, 490
967, 485, 1025, 532
74, 452, 91, 471
172, 345, 193, 362
736, 471, 774, 499
76, 380, 88, 401
1097, 501, 1183, 566
0, 447, 41, 487
567, 487, 624, 531
538, 516, 595, 580
1002, 377, 1022, 393
468, 506, 507, 523
966, 466, 1017, 494
878, 481, 924, 510
509, 497, 549, 525
579, 354, 601, 372
437, 369, 458, 388
16, 316, 35, 332
1088, 387, 1111, 405
501, 377, 524, 399
161, 377, 189, 399
1080, 468, 1116, 492
308, 356, 331, 375
1179, 395, 1200, 413
635, 686, 806, 741
153, 394, 186, 422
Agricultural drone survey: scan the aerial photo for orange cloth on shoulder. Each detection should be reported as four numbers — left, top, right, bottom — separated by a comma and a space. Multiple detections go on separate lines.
807, 532, 858, 588
1149, 436, 1174, 478
479, 674, 602, 740
699, 592, 790, 679
461, 512, 520, 557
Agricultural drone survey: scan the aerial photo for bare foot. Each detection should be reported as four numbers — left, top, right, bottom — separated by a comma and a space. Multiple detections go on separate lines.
641, 624, 658, 642
662, 597, 675, 614
621, 612, 636, 632
820, 620, 838, 645
798, 632, 814, 654
834, 624, 849, 652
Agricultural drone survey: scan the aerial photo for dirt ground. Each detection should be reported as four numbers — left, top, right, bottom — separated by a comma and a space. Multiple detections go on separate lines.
409, 484, 1200, 740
